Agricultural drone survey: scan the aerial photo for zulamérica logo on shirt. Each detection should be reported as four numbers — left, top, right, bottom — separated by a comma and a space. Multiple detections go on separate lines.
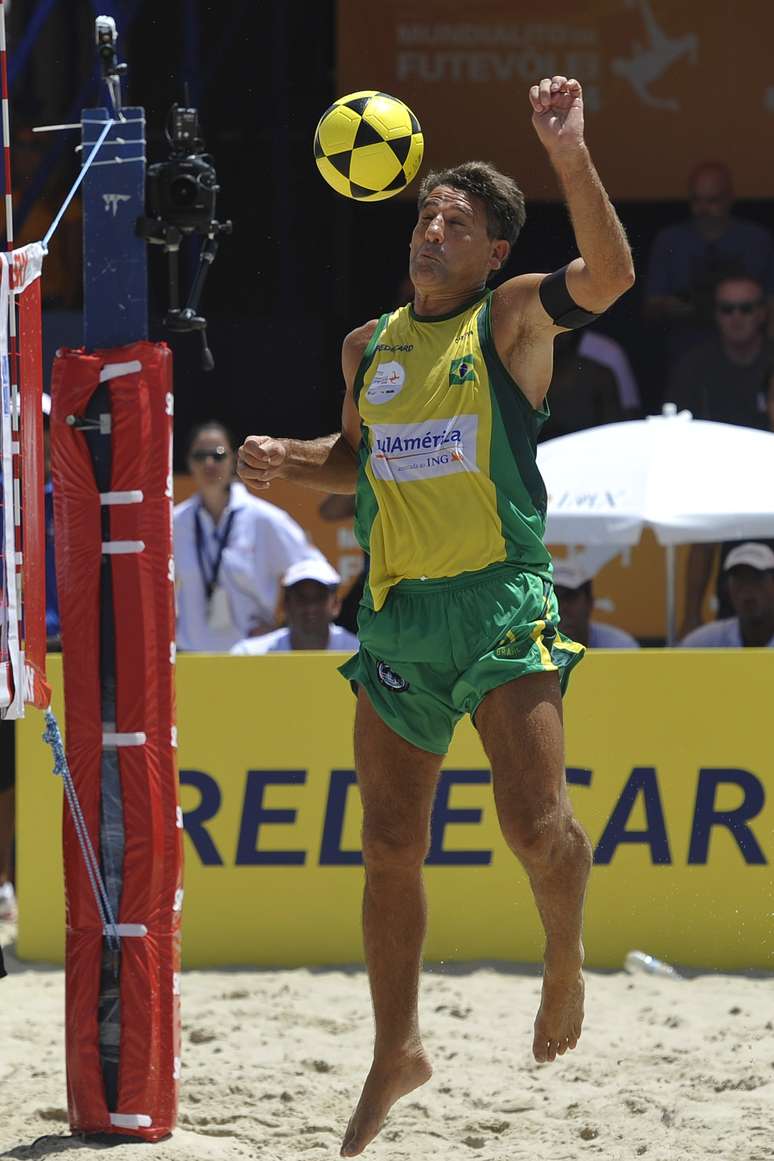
368, 415, 479, 483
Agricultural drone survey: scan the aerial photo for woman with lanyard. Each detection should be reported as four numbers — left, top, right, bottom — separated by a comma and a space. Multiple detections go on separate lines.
174, 422, 324, 652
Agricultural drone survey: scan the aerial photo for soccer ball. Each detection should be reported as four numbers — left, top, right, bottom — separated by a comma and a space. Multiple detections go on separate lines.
313, 90, 424, 202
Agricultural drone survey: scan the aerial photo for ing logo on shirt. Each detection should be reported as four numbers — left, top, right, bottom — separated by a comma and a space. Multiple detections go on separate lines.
368, 416, 479, 483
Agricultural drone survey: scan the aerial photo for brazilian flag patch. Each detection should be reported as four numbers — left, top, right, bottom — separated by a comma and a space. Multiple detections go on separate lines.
449, 354, 476, 386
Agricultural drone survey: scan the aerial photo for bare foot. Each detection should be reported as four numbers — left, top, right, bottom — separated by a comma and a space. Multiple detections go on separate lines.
532, 966, 585, 1063
340, 1044, 432, 1157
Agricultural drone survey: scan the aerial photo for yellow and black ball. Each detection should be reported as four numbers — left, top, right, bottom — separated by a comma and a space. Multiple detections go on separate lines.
313, 90, 424, 202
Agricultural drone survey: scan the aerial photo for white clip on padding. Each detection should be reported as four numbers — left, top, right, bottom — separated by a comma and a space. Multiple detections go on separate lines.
99, 359, 142, 383
109, 1114, 153, 1130
102, 540, 145, 554
100, 490, 143, 506
102, 731, 147, 747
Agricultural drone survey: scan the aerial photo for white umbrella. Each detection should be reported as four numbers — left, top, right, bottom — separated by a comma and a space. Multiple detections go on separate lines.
537, 407, 774, 643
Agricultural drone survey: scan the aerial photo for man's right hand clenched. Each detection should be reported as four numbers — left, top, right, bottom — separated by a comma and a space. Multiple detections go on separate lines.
237, 435, 287, 493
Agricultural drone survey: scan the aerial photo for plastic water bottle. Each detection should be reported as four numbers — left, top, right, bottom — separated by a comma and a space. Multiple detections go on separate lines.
624, 949, 681, 979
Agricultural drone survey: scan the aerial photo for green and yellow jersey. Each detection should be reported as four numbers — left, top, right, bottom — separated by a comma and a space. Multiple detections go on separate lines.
353, 289, 553, 611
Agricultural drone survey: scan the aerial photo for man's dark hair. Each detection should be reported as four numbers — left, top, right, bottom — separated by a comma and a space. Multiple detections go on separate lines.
713, 273, 766, 302
185, 419, 236, 458
417, 161, 526, 251
556, 580, 593, 602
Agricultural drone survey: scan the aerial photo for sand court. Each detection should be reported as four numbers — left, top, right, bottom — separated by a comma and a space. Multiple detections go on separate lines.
1, 935, 771, 1161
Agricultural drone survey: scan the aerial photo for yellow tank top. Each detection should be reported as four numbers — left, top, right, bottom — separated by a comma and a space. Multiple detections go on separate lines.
354, 290, 552, 611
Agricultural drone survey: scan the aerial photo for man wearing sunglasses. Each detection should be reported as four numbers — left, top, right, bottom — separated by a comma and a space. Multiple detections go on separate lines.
174, 421, 325, 652
668, 275, 774, 639
644, 162, 774, 367
668, 275, 772, 430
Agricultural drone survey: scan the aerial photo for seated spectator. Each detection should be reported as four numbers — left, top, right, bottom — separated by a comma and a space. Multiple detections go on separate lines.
553, 560, 639, 648
671, 276, 773, 636
645, 162, 774, 367
679, 543, 774, 648
680, 537, 774, 637
540, 331, 624, 441
667, 275, 771, 430
318, 492, 367, 635
231, 559, 359, 654
577, 329, 642, 417
174, 421, 323, 652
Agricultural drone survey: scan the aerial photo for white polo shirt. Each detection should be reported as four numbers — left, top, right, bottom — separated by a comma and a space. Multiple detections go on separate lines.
678, 618, 774, 648
174, 482, 322, 652
230, 624, 360, 655
578, 331, 641, 411
588, 622, 639, 649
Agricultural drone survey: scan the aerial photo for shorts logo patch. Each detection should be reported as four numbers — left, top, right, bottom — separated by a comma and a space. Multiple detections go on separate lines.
495, 627, 522, 657
376, 660, 409, 692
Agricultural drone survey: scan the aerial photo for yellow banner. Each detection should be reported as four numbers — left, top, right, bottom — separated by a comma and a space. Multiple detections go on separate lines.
337, 0, 774, 200
17, 652, 773, 970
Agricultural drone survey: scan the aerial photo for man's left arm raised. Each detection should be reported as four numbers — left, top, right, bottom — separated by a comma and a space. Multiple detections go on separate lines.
538, 79, 635, 313
492, 77, 634, 405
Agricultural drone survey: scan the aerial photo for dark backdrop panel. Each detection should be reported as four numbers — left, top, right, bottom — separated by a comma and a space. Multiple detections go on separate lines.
7, 1, 773, 460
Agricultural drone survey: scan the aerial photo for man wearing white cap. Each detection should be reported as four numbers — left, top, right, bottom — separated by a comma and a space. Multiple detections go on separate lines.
230, 558, 359, 655
552, 560, 639, 649
679, 543, 774, 648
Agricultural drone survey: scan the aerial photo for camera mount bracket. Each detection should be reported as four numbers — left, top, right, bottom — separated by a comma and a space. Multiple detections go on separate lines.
137, 216, 232, 371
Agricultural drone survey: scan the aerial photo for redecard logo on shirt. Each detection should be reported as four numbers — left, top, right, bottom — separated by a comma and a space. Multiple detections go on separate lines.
369, 415, 479, 482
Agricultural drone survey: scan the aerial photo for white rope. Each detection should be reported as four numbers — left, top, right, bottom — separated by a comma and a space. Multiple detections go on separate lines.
42, 118, 114, 250
43, 710, 120, 954
32, 123, 82, 133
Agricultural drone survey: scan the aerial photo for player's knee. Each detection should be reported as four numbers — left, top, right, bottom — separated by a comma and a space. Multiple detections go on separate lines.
500, 802, 559, 864
361, 821, 430, 874
501, 797, 588, 870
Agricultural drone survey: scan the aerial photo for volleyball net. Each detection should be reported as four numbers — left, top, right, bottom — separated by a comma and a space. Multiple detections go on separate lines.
0, 1, 183, 1133
0, 239, 183, 1139
0, 240, 49, 720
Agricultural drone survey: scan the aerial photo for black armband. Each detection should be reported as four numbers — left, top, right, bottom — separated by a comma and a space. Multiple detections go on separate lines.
539, 265, 600, 329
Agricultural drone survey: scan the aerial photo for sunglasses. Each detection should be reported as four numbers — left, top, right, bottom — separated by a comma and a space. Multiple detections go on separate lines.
716, 300, 764, 315
190, 447, 228, 462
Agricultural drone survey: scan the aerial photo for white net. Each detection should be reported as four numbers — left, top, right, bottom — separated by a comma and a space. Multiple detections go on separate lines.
0, 254, 19, 713
0, 243, 46, 718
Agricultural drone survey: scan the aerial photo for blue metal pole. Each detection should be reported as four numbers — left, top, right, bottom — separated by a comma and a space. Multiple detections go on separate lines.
79, 80, 149, 1110
81, 106, 147, 348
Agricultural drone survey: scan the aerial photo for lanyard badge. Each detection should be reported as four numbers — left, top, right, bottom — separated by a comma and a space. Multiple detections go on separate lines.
195, 506, 237, 629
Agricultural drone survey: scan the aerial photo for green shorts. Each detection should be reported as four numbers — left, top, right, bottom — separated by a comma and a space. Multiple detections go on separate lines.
339, 563, 585, 755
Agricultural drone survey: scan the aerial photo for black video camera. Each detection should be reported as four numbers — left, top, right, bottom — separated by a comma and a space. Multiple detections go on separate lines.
146, 106, 219, 234
138, 103, 232, 370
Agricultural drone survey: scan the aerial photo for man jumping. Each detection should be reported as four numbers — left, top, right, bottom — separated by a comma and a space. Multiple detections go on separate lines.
238, 76, 634, 1158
